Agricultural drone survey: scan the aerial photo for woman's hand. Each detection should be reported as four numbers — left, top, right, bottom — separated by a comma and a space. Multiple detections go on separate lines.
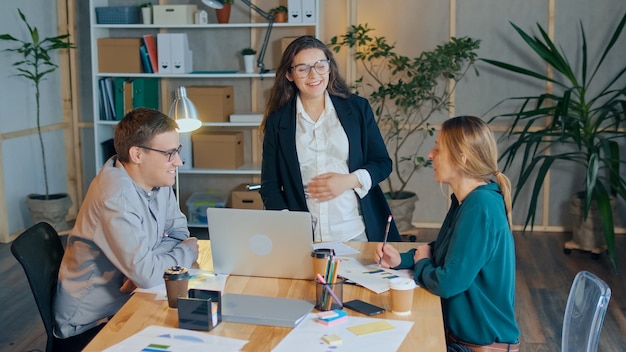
375, 242, 401, 268
414, 244, 432, 263
306, 173, 359, 202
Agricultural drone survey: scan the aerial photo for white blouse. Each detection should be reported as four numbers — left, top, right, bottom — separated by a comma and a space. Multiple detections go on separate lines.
295, 92, 371, 242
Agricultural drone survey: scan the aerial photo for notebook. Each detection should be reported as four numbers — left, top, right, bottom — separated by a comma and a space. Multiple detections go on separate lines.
221, 293, 314, 328
206, 208, 314, 280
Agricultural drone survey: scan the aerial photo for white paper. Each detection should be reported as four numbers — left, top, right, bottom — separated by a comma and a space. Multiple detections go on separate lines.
313, 242, 360, 256
103, 325, 247, 352
272, 313, 413, 352
337, 257, 413, 294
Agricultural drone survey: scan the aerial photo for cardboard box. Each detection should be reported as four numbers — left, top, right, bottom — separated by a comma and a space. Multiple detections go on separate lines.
281, 36, 299, 54
153, 5, 197, 25
230, 183, 263, 210
97, 38, 143, 73
186, 86, 234, 122
192, 131, 243, 169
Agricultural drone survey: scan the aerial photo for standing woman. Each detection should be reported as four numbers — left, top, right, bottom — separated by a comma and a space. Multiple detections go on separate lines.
376, 116, 520, 351
260, 35, 400, 243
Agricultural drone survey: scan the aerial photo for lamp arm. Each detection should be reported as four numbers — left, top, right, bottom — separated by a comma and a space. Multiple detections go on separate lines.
240, 0, 274, 74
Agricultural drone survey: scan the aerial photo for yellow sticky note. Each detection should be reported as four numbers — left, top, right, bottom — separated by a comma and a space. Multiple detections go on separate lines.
347, 321, 395, 335
322, 334, 343, 345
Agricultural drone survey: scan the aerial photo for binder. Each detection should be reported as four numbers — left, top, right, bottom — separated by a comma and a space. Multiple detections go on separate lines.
113, 77, 127, 119
142, 34, 159, 73
287, 0, 302, 23
169, 33, 193, 74
302, 0, 316, 23
157, 33, 171, 73
139, 45, 153, 73
132, 78, 159, 109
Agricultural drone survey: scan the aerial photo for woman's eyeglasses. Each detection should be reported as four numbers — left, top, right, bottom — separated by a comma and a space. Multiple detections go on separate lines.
138, 144, 183, 162
289, 59, 331, 78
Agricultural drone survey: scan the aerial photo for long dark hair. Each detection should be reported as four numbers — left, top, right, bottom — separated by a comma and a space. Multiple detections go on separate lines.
260, 35, 351, 132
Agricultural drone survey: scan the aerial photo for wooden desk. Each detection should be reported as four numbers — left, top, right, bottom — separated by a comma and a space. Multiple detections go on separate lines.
84, 241, 445, 351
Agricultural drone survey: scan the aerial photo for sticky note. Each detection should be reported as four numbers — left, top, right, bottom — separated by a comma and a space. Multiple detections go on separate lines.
316, 316, 347, 326
322, 334, 343, 345
347, 321, 395, 335
317, 309, 347, 322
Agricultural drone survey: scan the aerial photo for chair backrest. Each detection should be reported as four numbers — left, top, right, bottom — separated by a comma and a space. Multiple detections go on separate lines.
562, 270, 611, 352
10, 222, 64, 352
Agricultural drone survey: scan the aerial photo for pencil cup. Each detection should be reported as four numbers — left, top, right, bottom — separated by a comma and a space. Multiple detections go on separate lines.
315, 277, 344, 311
388, 278, 416, 315
163, 266, 189, 309
311, 248, 334, 280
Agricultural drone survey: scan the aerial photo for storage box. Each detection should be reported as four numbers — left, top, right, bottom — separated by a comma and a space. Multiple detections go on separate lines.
192, 131, 244, 169
186, 86, 234, 122
97, 38, 142, 73
281, 36, 299, 54
186, 192, 227, 225
230, 184, 263, 210
153, 5, 197, 25
95, 6, 140, 24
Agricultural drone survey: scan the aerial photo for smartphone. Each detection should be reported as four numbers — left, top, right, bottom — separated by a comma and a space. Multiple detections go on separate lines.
343, 299, 385, 316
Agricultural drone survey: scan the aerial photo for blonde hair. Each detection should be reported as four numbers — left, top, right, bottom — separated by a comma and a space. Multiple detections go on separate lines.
440, 116, 513, 229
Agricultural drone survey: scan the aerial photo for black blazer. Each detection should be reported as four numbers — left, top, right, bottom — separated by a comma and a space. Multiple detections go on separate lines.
260, 93, 401, 242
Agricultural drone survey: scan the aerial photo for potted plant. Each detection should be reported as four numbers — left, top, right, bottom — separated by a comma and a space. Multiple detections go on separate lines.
241, 47, 256, 73
482, 13, 626, 270
268, 5, 288, 23
329, 24, 480, 231
0, 9, 76, 231
139, 2, 153, 24
215, 0, 233, 24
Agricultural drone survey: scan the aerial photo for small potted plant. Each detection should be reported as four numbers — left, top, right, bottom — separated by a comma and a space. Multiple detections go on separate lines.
216, 0, 234, 24
241, 47, 257, 73
269, 5, 288, 23
139, 2, 153, 24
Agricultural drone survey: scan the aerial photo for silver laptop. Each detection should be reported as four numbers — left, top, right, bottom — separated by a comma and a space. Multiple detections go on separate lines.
206, 208, 314, 280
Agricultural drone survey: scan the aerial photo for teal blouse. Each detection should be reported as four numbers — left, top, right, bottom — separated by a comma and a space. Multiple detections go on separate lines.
396, 183, 520, 345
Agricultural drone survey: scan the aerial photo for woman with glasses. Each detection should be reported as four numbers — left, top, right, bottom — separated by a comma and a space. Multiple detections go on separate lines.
259, 35, 400, 243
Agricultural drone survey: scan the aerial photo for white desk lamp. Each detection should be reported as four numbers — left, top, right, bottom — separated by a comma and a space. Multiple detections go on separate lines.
169, 86, 202, 204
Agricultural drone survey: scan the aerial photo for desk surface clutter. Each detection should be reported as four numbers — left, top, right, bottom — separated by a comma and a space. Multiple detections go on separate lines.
84, 241, 445, 352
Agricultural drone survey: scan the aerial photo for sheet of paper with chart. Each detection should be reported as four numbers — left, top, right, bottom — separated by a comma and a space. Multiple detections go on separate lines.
103, 325, 247, 352
337, 257, 414, 294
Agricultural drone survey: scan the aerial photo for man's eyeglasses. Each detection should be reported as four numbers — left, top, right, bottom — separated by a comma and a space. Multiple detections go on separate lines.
138, 144, 183, 162
289, 59, 331, 78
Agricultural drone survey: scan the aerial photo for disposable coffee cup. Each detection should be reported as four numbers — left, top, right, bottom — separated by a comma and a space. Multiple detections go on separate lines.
163, 265, 189, 308
389, 278, 416, 315
311, 248, 334, 280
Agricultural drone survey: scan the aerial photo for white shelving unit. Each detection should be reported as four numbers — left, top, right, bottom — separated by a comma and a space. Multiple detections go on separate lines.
89, 0, 319, 221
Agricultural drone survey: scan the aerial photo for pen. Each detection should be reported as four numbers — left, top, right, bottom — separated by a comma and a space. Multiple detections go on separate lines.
378, 214, 393, 266
316, 273, 343, 309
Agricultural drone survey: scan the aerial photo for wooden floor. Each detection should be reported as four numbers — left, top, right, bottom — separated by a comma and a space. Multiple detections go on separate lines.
0, 229, 624, 351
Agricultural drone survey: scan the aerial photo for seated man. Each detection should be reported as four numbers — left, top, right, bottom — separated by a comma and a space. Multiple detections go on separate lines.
53, 108, 199, 351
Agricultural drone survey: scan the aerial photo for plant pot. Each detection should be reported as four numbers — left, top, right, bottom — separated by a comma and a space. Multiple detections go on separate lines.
568, 194, 616, 251
141, 7, 152, 24
386, 192, 418, 232
274, 12, 287, 23
215, 4, 231, 24
243, 54, 255, 73
25, 193, 72, 232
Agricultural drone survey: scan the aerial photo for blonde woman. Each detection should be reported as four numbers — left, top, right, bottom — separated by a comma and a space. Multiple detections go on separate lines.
376, 116, 520, 351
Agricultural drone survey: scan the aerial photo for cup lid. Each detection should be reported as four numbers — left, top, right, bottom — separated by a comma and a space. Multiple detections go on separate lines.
163, 265, 189, 280
388, 278, 416, 290
311, 248, 335, 258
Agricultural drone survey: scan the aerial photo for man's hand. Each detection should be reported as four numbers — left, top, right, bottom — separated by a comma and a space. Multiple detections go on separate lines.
181, 237, 199, 259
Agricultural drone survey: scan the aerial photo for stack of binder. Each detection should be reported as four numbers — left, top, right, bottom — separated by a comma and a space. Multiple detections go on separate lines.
98, 77, 159, 120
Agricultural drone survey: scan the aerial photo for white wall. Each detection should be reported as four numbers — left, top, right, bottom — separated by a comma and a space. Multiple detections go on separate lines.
0, 2, 68, 240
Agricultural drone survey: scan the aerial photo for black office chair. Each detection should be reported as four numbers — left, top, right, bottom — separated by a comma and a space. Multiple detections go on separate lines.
11, 222, 64, 352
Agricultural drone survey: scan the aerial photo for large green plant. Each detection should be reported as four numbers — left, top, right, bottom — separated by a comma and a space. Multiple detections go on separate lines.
0, 9, 75, 199
329, 24, 480, 199
482, 13, 626, 270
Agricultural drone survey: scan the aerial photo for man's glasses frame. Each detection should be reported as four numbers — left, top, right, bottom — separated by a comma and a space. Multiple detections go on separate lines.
138, 144, 183, 162
289, 59, 331, 78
